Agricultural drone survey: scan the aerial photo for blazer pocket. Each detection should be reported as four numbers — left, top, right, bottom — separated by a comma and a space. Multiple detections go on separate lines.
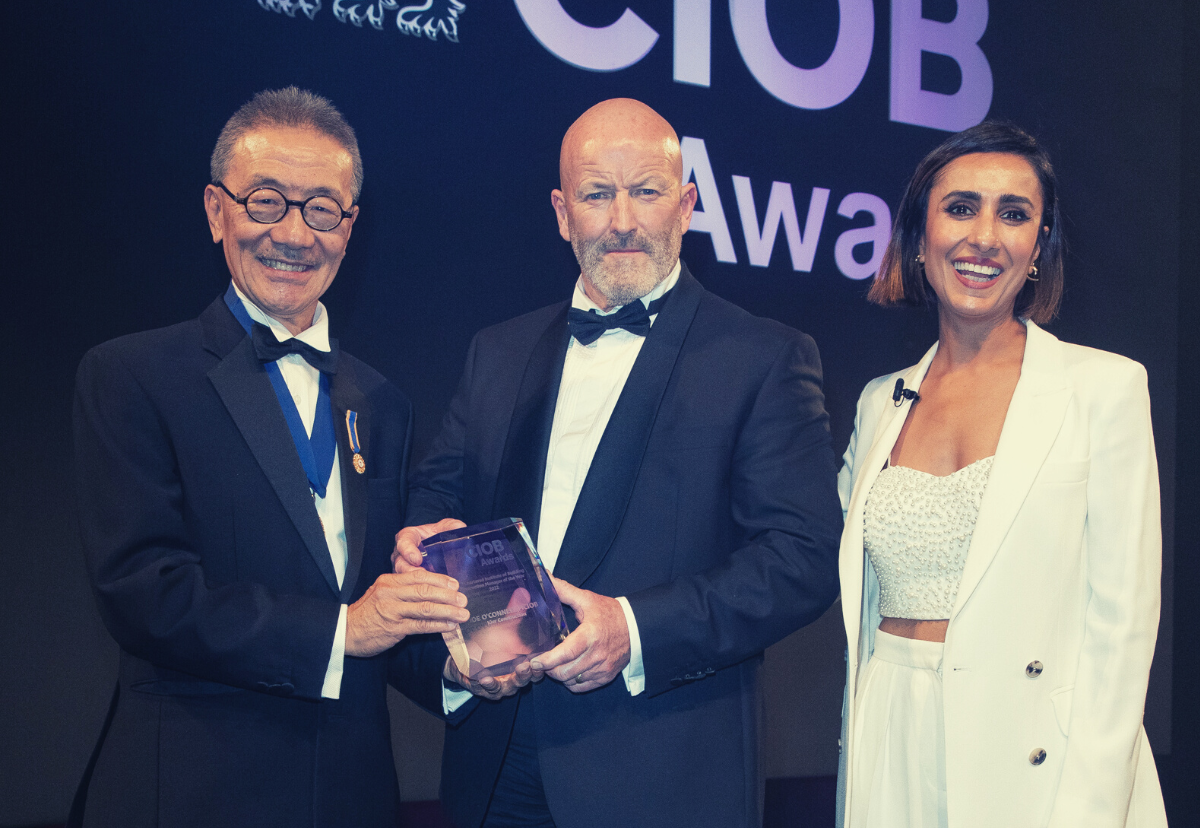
1038, 458, 1090, 485
1050, 684, 1074, 736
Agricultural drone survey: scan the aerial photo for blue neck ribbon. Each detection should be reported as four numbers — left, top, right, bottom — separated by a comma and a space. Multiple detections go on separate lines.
224, 285, 336, 498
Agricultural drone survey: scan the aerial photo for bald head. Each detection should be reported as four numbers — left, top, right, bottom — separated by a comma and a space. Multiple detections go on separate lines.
552, 99, 696, 310
559, 99, 684, 192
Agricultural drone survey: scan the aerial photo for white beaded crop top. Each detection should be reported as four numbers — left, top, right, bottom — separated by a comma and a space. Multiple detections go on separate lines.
862, 456, 994, 620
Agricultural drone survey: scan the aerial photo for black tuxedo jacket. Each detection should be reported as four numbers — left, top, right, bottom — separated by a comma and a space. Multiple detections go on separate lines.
408, 265, 843, 828
71, 296, 447, 828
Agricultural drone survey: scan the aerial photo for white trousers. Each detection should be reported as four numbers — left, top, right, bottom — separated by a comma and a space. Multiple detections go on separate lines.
848, 630, 948, 828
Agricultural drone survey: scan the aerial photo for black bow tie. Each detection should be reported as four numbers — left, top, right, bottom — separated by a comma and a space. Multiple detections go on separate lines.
566, 291, 672, 346
252, 323, 340, 374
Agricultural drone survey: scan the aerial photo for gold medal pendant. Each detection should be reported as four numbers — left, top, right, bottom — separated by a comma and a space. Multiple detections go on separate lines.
345, 410, 366, 474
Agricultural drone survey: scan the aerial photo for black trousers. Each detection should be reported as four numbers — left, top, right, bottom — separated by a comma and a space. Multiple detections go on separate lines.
481, 692, 557, 828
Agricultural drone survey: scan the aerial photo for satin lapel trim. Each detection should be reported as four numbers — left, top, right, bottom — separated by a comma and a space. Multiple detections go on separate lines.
199, 294, 247, 360
840, 345, 938, 678
208, 335, 341, 597
553, 270, 703, 587
950, 322, 1070, 622
331, 362, 368, 602
491, 305, 570, 544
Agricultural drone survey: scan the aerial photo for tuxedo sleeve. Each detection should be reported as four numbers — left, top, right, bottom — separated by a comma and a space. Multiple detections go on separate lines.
73, 344, 340, 700
628, 332, 843, 697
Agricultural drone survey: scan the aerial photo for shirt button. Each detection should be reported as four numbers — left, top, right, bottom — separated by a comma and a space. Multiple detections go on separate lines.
1026, 660, 1044, 678
1029, 748, 1047, 765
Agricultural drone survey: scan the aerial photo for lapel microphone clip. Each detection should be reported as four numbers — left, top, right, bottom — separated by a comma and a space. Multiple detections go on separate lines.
893, 378, 920, 407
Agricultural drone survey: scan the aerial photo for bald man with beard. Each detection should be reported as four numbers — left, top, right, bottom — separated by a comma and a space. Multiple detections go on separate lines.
394, 99, 842, 828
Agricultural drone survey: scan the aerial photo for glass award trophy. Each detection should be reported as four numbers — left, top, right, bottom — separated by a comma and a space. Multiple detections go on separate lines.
419, 518, 570, 681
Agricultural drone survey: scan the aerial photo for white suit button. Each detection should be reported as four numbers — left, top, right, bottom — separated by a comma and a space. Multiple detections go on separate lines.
1029, 748, 1047, 765
1025, 660, 1044, 678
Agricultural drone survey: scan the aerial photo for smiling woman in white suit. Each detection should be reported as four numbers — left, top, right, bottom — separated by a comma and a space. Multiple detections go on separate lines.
836, 122, 1167, 828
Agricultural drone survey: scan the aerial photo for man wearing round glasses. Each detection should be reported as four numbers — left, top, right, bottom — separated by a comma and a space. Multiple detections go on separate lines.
71, 87, 486, 828
204, 119, 358, 335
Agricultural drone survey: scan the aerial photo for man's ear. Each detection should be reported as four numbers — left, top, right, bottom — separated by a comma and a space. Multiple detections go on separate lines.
551, 190, 571, 243
678, 182, 698, 234
204, 185, 225, 243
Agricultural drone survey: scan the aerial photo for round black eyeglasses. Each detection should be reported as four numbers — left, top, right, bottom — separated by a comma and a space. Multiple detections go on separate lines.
214, 182, 354, 232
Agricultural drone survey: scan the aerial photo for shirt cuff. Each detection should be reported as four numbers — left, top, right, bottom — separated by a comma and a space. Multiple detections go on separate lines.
321, 604, 348, 699
442, 672, 474, 715
617, 596, 645, 696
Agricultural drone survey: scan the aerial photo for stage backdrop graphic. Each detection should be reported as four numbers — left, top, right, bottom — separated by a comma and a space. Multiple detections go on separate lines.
3, 0, 1179, 822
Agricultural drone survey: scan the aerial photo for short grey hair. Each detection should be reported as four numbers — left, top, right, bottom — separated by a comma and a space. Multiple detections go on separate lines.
210, 86, 363, 202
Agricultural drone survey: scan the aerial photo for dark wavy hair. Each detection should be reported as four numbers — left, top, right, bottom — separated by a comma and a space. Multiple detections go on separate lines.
868, 121, 1064, 324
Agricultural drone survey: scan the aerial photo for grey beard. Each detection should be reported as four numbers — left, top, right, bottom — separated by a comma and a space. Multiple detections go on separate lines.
573, 228, 680, 307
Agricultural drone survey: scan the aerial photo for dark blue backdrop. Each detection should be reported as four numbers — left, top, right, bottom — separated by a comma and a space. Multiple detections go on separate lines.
3, 0, 1188, 822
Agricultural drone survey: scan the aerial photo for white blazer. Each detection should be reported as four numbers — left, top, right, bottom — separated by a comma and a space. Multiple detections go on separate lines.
836, 321, 1166, 827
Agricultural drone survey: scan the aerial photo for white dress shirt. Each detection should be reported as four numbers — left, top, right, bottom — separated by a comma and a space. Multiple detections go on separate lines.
538, 261, 681, 695
441, 264, 679, 711
232, 284, 349, 699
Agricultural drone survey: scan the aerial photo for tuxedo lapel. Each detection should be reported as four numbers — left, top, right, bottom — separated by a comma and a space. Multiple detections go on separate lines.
491, 305, 570, 544
331, 361, 369, 602
950, 322, 1071, 622
203, 301, 341, 597
552, 267, 703, 587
